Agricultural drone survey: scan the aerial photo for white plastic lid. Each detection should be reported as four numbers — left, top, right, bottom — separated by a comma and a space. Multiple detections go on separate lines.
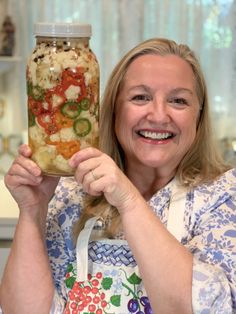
34, 22, 92, 38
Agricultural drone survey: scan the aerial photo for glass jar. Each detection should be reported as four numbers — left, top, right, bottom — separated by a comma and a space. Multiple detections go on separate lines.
26, 22, 99, 176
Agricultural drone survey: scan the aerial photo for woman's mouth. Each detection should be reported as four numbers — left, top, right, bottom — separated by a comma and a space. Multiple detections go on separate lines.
137, 130, 174, 140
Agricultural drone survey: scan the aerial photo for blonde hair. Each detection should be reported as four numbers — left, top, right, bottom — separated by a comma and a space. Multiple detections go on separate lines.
73, 38, 230, 239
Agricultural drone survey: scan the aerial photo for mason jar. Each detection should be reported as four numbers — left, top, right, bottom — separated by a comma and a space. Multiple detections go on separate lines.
26, 22, 99, 176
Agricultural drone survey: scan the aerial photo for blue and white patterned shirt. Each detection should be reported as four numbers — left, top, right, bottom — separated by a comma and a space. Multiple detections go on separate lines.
45, 168, 236, 313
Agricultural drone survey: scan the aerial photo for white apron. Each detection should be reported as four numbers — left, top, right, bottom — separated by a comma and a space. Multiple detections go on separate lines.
63, 183, 186, 314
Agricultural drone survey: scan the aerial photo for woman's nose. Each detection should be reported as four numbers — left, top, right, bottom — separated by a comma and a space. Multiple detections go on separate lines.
146, 100, 171, 123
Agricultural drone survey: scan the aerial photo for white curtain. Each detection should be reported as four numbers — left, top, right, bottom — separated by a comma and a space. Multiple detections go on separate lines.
8, 0, 236, 142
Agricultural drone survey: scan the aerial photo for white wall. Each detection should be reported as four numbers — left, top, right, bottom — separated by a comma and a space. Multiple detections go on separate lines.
0, 180, 18, 279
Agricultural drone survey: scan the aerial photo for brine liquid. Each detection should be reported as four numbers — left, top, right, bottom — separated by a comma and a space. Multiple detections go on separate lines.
27, 38, 99, 176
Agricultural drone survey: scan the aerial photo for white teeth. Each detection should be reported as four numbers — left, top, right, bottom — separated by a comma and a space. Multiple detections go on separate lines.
139, 131, 172, 139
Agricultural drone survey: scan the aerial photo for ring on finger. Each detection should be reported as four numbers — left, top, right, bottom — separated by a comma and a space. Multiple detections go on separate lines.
90, 169, 98, 181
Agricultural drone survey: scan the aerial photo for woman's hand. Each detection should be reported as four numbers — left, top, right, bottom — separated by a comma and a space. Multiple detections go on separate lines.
1, 144, 57, 313
69, 147, 140, 214
4, 144, 59, 216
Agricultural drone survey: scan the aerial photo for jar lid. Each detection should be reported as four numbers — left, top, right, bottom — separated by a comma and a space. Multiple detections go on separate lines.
34, 22, 92, 38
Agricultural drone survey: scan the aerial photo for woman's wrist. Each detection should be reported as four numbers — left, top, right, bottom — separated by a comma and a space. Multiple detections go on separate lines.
18, 204, 48, 234
118, 188, 147, 218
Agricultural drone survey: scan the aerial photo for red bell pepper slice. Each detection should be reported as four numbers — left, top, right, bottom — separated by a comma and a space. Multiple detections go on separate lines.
61, 69, 82, 87
28, 96, 45, 116
45, 86, 66, 112
61, 68, 87, 100
37, 112, 59, 135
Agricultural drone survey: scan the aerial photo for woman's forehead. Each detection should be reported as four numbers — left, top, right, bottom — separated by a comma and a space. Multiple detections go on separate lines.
122, 54, 196, 92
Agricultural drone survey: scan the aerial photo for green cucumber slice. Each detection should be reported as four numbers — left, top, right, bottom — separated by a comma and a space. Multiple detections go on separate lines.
79, 98, 90, 111
73, 118, 91, 137
61, 102, 81, 119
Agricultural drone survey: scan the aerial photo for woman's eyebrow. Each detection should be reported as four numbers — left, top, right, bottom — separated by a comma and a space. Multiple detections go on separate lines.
127, 84, 151, 92
126, 86, 194, 95
170, 87, 194, 95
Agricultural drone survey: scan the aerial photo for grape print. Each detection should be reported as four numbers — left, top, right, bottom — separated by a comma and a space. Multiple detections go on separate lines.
128, 299, 139, 312
121, 271, 153, 313
144, 304, 153, 314
140, 296, 149, 306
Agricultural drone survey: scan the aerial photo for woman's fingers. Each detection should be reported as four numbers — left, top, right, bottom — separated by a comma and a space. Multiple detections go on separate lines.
69, 147, 135, 206
70, 148, 103, 184
71, 150, 121, 198
18, 143, 32, 156
7, 155, 41, 185
11, 154, 40, 174
5, 144, 43, 193
9, 144, 41, 177
5, 173, 42, 188
69, 147, 101, 167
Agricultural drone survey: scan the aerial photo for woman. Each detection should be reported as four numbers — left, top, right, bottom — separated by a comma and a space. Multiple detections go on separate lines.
0, 38, 235, 313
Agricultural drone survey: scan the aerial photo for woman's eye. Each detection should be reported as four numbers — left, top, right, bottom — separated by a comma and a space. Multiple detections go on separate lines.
169, 98, 188, 105
131, 94, 151, 103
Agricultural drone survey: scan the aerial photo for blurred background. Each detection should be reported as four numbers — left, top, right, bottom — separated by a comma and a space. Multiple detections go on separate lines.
0, 0, 236, 280
0, 0, 236, 178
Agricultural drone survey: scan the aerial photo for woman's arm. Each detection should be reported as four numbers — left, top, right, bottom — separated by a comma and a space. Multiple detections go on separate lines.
0, 209, 54, 313
120, 193, 193, 314
0, 145, 59, 313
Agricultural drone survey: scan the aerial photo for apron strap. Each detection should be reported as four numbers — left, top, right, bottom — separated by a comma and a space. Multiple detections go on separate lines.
76, 216, 100, 281
167, 181, 187, 242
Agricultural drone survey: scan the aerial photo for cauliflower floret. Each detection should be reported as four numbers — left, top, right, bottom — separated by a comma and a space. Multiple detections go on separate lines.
32, 145, 57, 170
51, 62, 61, 75
32, 43, 48, 58
57, 50, 78, 69
53, 154, 74, 173
29, 125, 47, 146
84, 72, 92, 86
65, 85, 81, 101
51, 94, 65, 109
42, 54, 51, 65
49, 132, 61, 142
77, 56, 88, 68
60, 127, 78, 142
88, 64, 99, 78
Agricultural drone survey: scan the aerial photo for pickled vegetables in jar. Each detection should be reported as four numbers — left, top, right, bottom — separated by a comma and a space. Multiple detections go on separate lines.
27, 22, 99, 176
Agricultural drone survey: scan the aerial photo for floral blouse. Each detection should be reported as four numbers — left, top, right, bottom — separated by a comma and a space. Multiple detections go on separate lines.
0, 169, 236, 314
1, 169, 235, 314
45, 168, 236, 313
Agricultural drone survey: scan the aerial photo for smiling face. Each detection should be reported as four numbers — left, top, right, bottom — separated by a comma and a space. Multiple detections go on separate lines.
115, 54, 201, 178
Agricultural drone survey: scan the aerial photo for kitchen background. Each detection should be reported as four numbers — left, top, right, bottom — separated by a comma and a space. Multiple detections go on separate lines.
1, 0, 236, 176
0, 0, 236, 277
